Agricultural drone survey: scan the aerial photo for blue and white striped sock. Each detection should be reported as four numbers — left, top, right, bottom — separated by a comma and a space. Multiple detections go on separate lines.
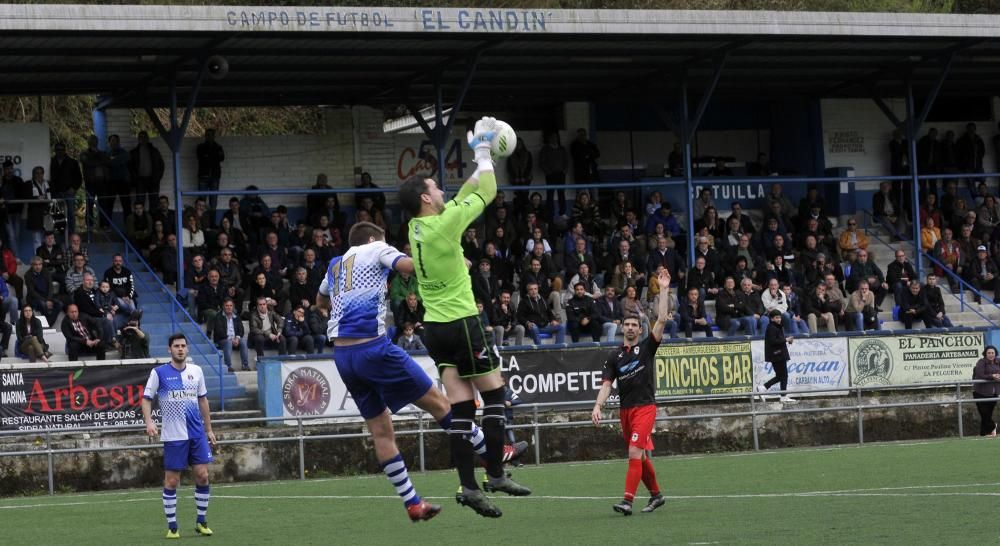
381, 454, 420, 507
194, 484, 210, 524
467, 424, 487, 457
162, 488, 177, 531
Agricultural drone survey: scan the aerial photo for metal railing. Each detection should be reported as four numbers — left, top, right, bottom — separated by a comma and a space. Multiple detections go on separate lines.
86, 195, 226, 407
1, 379, 996, 496
862, 208, 1000, 327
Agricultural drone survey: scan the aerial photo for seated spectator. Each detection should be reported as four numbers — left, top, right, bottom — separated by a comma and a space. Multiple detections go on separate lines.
491, 290, 525, 347
568, 263, 601, 299
300, 248, 324, 289
755, 217, 782, 256
248, 271, 279, 312
823, 273, 848, 326
765, 254, 796, 289
763, 200, 793, 240
217, 215, 249, 262
781, 283, 810, 334
849, 250, 888, 308
646, 235, 685, 282
119, 314, 149, 359
921, 217, 942, 253
520, 258, 553, 299
249, 297, 287, 357
482, 241, 514, 293
159, 234, 179, 285
211, 298, 250, 372
595, 286, 624, 343
96, 280, 133, 335
212, 248, 244, 305
838, 217, 869, 260
899, 280, 933, 329
924, 273, 954, 328
872, 181, 906, 236
151, 194, 177, 235
257, 231, 290, 278
686, 256, 719, 300
846, 282, 880, 331
565, 237, 598, 282
692, 189, 716, 224
933, 227, 963, 289
571, 191, 601, 237
548, 277, 567, 325
395, 292, 425, 340
307, 305, 329, 353
609, 260, 643, 297
181, 213, 206, 256
678, 286, 713, 338
125, 201, 153, 249
524, 226, 552, 256
804, 282, 838, 333
606, 238, 644, 283
184, 253, 209, 316
939, 180, 962, 221
739, 277, 769, 336
288, 267, 314, 312
622, 285, 662, 339
283, 306, 314, 355
920, 192, 943, 229
566, 282, 602, 343
24, 256, 62, 325
645, 190, 663, 218
608, 190, 632, 230
461, 226, 482, 264
884, 249, 916, 307
0, 238, 22, 302
704, 158, 733, 176
516, 281, 566, 344
725, 234, 761, 280
644, 201, 682, 240
645, 223, 677, 254
196, 269, 226, 324
36, 231, 66, 286
61, 304, 104, 361
798, 185, 825, 221
969, 245, 999, 304
396, 321, 426, 352
389, 268, 419, 315
253, 254, 287, 305
761, 278, 800, 335
472, 258, 501, 305
522, 241, 558, 280
486, 226, 517, 262
0, 274, 18, 328
103, 253, 137, 307
15, 305, 48, 363
719, 215, 744, 252
729, 202, 757, 235
978, 195, 1000, 240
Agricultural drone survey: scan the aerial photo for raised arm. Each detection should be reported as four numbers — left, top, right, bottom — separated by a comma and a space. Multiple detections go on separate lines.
650, 269, 672, 342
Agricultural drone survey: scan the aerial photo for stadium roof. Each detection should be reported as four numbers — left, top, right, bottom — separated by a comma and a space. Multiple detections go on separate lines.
1, 5, 999, 109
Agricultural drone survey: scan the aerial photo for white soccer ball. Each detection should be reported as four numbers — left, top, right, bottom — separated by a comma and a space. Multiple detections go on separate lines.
491, 120, 517, 160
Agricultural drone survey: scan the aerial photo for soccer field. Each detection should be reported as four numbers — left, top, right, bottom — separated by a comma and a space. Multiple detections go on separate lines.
3, 437, 996, 544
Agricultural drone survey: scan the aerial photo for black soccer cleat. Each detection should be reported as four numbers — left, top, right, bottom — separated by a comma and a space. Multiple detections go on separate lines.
612, 501, 633, 516
456, 489, 502, 518
483, 476, 532, 497
641, 494, 666, 513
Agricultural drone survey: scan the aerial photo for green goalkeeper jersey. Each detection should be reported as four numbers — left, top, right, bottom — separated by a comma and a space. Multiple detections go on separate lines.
408, 171, 497, 323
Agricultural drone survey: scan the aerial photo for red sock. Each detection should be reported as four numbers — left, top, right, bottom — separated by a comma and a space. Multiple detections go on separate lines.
641, 457, 660, 496
624, 458, 643, 502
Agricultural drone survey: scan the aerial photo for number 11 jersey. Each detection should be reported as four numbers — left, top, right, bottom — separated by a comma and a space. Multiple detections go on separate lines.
319, 240, 407, 340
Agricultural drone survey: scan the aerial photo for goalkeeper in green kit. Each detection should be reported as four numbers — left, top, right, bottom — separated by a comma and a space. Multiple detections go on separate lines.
399, 117, 531, 518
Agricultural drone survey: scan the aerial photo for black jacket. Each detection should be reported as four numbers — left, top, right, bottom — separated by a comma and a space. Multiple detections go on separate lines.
15, 316, 46, 348
210, 312, 245, 342
925, 284, 947, 316
517, 295, 553, 327
61, 315, 101, 345
566, 294, 598, 324
73, 288, 104, 319
594, 296, 623, 324
764, 321, 790, 363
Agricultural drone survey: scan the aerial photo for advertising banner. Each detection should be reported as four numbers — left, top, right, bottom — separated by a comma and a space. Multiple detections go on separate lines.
654, 340, 753, 396
751, 337, 850, 396
0, 364, 156, 431
501, 347, 610, 405
848, 332, 983, 387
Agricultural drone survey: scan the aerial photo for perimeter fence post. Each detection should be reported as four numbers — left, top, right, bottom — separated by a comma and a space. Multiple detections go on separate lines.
298, 418, 305, 480
532, 404, 541, 465
46, 431, 54, 495
856, 386, 864, 445
750, 390, 760, 451
956, 383, 964, 438
418, 414, 426, 472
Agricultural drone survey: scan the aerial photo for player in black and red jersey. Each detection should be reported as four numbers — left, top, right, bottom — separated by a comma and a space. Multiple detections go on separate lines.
591, 268, 671, 516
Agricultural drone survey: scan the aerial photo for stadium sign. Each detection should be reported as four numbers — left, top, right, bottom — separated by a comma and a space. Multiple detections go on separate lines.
501, 348, 611, 405
0, 365, 155, 431
751, 337, 850, 396
848, 332, 983, 387
655, 341, 753, 396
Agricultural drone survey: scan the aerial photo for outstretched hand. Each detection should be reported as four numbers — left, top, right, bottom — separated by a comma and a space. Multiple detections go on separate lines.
657, 269, 671, 290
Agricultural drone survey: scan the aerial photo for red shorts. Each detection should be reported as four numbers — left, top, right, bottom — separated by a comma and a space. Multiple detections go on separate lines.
620, 404, 656, 451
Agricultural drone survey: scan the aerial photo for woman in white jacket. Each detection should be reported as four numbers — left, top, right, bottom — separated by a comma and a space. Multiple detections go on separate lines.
760, 278, 801, 335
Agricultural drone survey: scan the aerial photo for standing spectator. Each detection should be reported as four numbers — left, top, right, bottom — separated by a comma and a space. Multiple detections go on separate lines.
758, 309, 796, 404
491, 290, 525, 347
846, 282, 880, 332
282, 306, 314, 355
889, 129, 910, 215
15, 305, 48, 363
24, 257, 62, 325
196, 129, 225, 222
60, 304, 104, 361
307, 174, 340, 228
352, 172, 386, 215
916, 127, 940, 197
0, 160, 24, 250
516, 281, 566, 345
538, 131, 569, 218
678, 286, 713, 338
0, 238, 21, 302
507, 138, 533, 212
956, 122, 986, 193
249, 296, 287, 357
571, 128, 600, 183
396, 322, 426, 352
923, 274, 953, 328
972, 345, 1000, 436
79, 135, 111, 228
129, 131, 165, 210
49, 142, 82, 234
211, 298, 249, 372
566, 282, 601, 343
107, 134, 131, 218
25, 166, 51, 251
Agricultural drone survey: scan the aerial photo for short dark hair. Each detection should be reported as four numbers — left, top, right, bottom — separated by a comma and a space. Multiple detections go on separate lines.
399, 175, 430, 217
348, 221, 385, 246
167, 333, 187, 347
574, 282, 585, 290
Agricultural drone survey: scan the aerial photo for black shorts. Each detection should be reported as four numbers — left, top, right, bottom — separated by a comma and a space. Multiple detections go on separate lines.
423, 315, 499, 378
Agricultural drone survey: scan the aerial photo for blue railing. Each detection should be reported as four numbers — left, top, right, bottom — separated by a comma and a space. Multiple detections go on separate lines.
87, 195, 226, 408
861, 208, 998, 328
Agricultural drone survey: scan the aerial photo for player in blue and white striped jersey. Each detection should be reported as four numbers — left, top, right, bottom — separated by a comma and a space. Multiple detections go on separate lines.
142, 333, 217, 539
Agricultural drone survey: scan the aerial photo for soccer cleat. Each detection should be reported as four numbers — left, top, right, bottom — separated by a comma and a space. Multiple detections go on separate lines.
165, 529, 180, 539
406, 499, 442, 522
483, 475, 532, 496
194, 522, 213, 536
612, 501, 633, 516
641, 494, 666, 513
503, 441, 529, 464
455, 489, 502, 518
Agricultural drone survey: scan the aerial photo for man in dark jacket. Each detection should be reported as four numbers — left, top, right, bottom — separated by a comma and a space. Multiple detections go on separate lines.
923, 273, 954, 328
49, 142, 82, 233
566, 282, 601, 343
516, 281, 565, 344
471, 258, 501, 306
679, 286, 712, 338
899, 280, 933, 330
758, 309, 795, 403
716, 277, 745, 337
61, 304, 105, 361
196, 129, 225, 222
196, 269, 227, 325
72, 273, 115, 345
969, 245, 1000, 304
210, 298, 249, 372
886, 249, 917, 308
594, 286, 624, 343
848, 250, 888, 307
129, 131, 165, 210
491, 290, 524, 346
